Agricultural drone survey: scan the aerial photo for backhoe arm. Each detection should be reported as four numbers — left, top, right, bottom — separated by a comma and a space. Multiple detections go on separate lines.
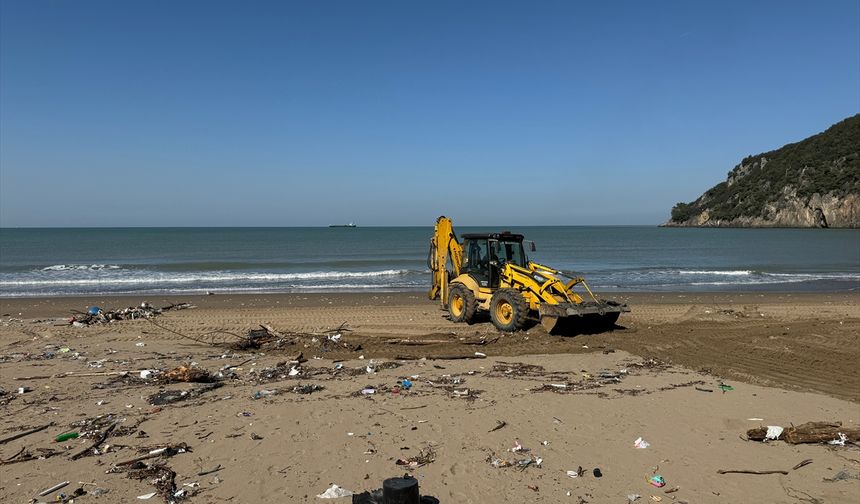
427, 216, 463, 304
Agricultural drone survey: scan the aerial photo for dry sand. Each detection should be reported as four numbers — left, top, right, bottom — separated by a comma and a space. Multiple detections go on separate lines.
1, 292, 858, 503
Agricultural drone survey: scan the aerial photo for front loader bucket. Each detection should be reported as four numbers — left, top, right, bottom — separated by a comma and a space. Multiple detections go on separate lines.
539, 299, 629, 335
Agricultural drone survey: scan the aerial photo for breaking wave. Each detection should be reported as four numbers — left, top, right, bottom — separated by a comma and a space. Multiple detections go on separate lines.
41, 264, 122, 271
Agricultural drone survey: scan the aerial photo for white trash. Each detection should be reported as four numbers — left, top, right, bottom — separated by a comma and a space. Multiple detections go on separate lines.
316, 484, 354, 498
765, 426, 784, 440
634, 437, 650, 449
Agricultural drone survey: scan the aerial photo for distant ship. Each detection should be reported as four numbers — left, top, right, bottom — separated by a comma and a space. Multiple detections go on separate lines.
328, 222, 357, 228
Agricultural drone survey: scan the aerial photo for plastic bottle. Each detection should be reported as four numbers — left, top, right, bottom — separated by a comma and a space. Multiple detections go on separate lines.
55, 432, 79, 442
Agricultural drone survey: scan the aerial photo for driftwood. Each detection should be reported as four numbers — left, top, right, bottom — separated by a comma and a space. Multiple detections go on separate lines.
718, 469, 788, 475
395, 354, 487, 361
0, 423, 53, 445
747, 422, 860, 444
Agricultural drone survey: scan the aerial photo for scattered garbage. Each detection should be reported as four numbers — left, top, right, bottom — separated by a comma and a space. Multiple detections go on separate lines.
292, 383, 324, 395
316, 484, 354, 498
489, 452, 542, 470
160, 365, 216, 383
17, 386, 31, 394
148, 382, 223, 405
38, 480, 70, 497
648, 475, 666, 488
137, 492, 157, 500
593, 468, 602, 478
765, 426, 784, 441
634, 437, 650, 449
825, 469, 860, 482
401, 378, 413, 390
55, 431, 80, 442
566, 467, 584, 478
396, 446, 436, 468
253, 389, 278, 399
718, 383, 734, 392
488, 420, 507, 433
628, 495, 641, 502
70, 301, 193, 326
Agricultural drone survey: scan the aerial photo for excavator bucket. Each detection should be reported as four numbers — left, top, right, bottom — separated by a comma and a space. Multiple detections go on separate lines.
539, 300, 629, 334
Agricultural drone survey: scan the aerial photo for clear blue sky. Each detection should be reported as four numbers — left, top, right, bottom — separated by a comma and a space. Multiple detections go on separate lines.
1, 1, 858, 227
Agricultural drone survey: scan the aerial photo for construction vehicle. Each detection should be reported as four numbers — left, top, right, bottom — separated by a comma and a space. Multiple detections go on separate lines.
428, 216, 628, 333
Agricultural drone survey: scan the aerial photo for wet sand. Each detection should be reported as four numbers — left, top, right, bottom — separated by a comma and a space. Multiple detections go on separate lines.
1, 292, 858, 503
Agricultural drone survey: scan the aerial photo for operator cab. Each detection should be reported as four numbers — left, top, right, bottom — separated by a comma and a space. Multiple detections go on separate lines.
461, 232, 528, 288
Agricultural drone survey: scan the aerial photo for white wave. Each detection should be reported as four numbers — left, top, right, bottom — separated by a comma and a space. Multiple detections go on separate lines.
0, 269, 411, 287
41, 264, 122, 271
678, 270, 754, 276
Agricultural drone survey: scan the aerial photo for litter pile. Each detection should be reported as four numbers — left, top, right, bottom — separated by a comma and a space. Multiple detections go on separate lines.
69, 302, 194, 326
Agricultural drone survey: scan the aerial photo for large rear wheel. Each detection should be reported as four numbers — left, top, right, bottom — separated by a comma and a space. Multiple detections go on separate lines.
448, 283, 477, 324
489, 288, 529, 332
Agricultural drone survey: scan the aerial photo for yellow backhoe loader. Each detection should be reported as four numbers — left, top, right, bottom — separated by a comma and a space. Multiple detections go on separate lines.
428, 216, 628, 333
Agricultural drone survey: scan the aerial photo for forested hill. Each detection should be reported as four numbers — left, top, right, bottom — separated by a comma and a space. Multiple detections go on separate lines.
665, 114, 859, 228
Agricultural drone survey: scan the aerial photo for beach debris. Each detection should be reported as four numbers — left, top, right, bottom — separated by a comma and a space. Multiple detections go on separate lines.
717, 468, 789, 475
793, 459, 813, 470
292, 383, 324, 395
634, 437, 650, 449
1, 446, 65, 465
17, 386, 31, 394
488, 420, 507, 433
0, 423, 53, 445
718, 383, 734, 392
488, 451, 542, 470
627, 495, 641, 502
121, 462, 181, 502
567, 466, 585, 478
765, 426, 784, 441
148, 382, 223, 405
824, 470, 860, 482
649, 475, 666, 487
69, 301, 191, 326
316, 484, 354, 498
70, 422, 118, 460
746, 421, 860, 445
55, 431, 80, 442
593, 468, 602, 478
197, 464, 222, 476
253, 389, 278, 399
38, 480, 70, 497
396, 446, 436, 468
159, 365, 216, 384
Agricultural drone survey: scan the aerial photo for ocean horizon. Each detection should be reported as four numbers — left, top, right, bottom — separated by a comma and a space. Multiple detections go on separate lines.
1, 226, 858, 297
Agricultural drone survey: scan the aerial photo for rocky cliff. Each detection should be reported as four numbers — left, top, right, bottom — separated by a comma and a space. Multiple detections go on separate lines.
665, 114, 860, 228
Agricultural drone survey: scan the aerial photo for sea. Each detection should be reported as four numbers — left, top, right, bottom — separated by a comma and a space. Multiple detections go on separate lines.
0, 227, 858, 297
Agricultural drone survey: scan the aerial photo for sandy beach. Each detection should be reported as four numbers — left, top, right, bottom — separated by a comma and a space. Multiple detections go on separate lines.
1, 292, 858, 503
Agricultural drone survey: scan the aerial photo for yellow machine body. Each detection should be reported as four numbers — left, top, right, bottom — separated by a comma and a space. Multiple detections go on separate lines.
428, 215, 629, 332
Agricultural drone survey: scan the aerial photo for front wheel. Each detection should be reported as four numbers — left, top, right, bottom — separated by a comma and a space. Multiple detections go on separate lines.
448, 283, 477, 324
489, 288, 529, 332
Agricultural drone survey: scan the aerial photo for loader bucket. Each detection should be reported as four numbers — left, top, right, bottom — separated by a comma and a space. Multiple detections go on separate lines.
539, 300, 628, 335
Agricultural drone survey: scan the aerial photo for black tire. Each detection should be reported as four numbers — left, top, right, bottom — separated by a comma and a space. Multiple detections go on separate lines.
448, 283, 477, 324
489, 288, 529, 332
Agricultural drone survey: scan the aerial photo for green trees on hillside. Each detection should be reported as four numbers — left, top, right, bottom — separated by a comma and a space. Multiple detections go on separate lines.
671, 114, 860, 223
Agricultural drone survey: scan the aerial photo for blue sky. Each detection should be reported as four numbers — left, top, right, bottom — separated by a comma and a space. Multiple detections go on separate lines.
1, 1, 858, 227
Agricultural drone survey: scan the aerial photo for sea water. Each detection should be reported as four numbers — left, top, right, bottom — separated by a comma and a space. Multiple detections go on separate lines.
0, 226, 857, 297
